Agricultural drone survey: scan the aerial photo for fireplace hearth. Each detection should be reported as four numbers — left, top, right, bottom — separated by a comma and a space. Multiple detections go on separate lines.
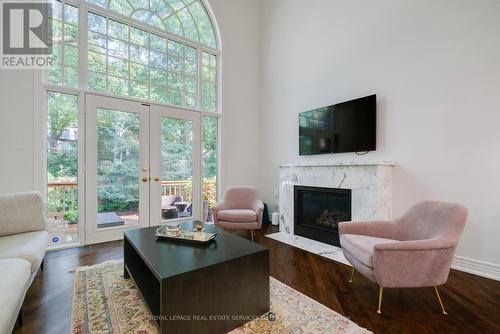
294, 185, 351, 247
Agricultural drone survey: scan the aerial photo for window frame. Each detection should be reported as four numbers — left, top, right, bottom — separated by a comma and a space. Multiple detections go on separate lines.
34, 0, 222, 249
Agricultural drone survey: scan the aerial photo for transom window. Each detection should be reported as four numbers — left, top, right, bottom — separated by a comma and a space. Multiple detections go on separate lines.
87, 12, 199, 107
47, 0, 219, 112
87, 0, 217, 49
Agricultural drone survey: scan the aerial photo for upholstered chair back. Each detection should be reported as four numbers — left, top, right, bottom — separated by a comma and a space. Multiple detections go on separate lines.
222, 186, 259, 209
396, 201, 467, 245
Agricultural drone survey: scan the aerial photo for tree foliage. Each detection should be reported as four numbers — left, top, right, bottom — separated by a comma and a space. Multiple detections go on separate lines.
47, 93, 219, 214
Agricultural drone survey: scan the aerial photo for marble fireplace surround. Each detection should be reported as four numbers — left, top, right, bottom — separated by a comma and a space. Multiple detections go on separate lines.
267, 162, 395, 265
278, 162, 395, 235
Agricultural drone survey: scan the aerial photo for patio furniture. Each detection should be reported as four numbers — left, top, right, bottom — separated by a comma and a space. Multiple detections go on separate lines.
97, 212, 125, 228
339, 200, 467, 315
213, 186, 264, 242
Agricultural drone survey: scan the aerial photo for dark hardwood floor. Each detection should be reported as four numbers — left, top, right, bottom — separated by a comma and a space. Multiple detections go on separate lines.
15, 225, 500, 334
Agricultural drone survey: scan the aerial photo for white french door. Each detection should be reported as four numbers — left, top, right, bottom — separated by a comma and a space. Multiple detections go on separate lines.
85, 94, 201, 244
149, 105, 201, 226
85, 94, 150, 244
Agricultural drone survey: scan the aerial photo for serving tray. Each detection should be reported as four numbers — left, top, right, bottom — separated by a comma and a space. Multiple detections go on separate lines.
155, 225, 217, 244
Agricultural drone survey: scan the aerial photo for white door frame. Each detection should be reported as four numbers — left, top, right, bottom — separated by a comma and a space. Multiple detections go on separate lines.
85, 94, 150, 244
149, 104, 202, 226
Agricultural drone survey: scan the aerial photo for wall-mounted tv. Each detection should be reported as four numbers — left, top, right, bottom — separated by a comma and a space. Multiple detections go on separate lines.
299, 95, 376, 155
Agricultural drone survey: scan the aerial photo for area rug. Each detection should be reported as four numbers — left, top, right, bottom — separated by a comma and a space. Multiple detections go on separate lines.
71, 260, 371, 334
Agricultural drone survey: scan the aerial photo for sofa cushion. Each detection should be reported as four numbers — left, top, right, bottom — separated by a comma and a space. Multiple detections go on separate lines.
0, 192, 47, 236
0, 231, 49, 272
340, 234, 399, 268
217, 209, 257, 223
0, 258, 31, 334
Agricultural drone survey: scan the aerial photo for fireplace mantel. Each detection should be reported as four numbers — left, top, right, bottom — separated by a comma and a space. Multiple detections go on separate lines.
278, 162, 394, 236
280, 161, 396, 168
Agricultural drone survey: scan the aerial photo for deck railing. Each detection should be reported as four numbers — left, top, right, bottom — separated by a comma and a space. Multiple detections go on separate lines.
47, 180, 193, 220
161, 180, 192, 201
47, 181, 78, 220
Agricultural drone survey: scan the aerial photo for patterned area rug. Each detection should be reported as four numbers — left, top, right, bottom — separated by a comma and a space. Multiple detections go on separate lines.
71, 260, 371, 334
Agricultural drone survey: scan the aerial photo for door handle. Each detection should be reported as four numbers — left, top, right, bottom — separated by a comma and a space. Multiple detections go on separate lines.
154, 177, 160, 182
142, 177, 149, 182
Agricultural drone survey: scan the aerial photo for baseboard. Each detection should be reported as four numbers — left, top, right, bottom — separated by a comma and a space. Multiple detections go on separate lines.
452, 256, 500, 281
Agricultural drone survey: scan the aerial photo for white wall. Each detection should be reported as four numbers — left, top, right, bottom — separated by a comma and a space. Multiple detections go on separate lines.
0, 0, 262, 197
208, 0, 262, 192
259, 0, 500, 268
0, 70, 35, 193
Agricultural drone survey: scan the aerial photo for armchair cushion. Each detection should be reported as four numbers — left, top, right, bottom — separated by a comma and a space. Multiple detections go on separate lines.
217, 209, 257, 223
0, 231, 49, 272
340, 234, 399, 268
0, 192, 47, 237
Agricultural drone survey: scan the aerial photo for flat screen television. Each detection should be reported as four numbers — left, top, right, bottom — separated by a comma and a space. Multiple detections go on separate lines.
299, 95, 376, 155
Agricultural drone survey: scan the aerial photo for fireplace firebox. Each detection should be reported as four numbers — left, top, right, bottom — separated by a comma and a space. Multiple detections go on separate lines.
294, 185, 351, 247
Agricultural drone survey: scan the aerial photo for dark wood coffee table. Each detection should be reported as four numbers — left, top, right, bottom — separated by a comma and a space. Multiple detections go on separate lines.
124, 221, 269, 334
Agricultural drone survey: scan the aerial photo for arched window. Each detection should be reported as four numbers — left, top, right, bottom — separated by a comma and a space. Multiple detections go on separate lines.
42, 0, 220, 247
47, 0, 219, 112
87, 0, 217, 49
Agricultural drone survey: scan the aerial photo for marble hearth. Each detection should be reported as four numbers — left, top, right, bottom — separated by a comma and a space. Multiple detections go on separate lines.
278, 162, 395, 236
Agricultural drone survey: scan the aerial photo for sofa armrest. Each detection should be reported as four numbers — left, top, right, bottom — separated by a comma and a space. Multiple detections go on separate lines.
373, 239, 457, 288
338, 220, 399, 239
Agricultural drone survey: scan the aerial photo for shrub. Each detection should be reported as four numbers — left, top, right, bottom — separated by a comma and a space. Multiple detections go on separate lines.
63, 210, 78, 224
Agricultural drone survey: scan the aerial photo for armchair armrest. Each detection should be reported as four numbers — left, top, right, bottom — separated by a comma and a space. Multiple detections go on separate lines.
338, 220, 399, 240
374, 238, 455, 251
212, 200, 230, 222
253, 200, 264, 228
373, 238, 457, 288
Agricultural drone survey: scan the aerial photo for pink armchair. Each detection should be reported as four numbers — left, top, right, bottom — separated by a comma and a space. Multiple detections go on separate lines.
213, 186, 264, 242
339, 201, 467, 315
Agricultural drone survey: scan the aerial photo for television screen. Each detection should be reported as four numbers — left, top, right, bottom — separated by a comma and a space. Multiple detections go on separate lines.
299, 95, 376, 155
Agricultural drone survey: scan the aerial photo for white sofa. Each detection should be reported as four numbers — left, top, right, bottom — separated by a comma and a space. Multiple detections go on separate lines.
0, 192, 49, 334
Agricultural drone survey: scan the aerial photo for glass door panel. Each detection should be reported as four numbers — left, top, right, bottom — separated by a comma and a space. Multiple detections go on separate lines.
96, 109, 140, 226
150, 105, 201, 226
86, 94, 150, 244
46, 91, 80, 247
202, 116, 218, 222
161, 118, 194, 220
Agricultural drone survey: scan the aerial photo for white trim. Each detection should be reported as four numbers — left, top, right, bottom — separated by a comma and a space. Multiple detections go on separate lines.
33, 70, 46, 195
42, 82, 222, 117
452, 256, 500, 281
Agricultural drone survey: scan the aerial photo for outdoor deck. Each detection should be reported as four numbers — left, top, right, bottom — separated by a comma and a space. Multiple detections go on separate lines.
47, 180, 192, 246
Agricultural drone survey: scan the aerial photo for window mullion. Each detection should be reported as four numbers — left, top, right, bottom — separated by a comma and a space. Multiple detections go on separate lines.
197, 48, 201, 109
79, 4, 88, 89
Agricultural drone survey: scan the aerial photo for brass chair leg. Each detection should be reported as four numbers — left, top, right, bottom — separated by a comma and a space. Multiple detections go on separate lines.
377, 287, 383, 314
348, 267, 355, 283
434, 286, 448, 315
250, 230, 255, 242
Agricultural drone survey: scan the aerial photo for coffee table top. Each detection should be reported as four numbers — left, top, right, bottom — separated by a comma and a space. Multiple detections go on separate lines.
124, 221, 268, 280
